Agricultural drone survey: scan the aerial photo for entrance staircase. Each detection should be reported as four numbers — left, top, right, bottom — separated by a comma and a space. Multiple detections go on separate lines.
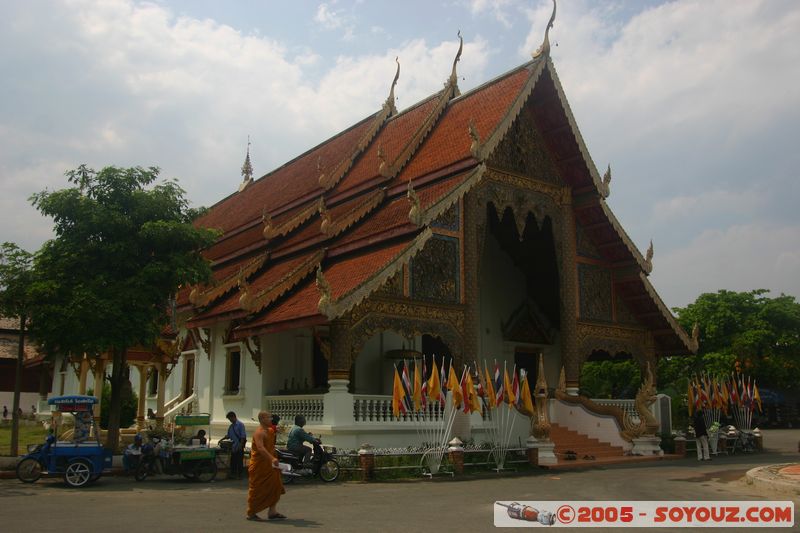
548, 423, 675, 469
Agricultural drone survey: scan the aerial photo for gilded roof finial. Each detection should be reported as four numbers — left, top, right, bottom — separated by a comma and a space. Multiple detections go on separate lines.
468, 118, 482, 159
239, 136, 254, 192
532, 0, 557, 59
262, 208, 276, 240
386, 57, 400, 116
316, 266, 332, 315
448, 30, 464, 97
407, 180, 422, 225
644, 239, 654, 274
601, 164, 611, 198
318, 197, 332, 235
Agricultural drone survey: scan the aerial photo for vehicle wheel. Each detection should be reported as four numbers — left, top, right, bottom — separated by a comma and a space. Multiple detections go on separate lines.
16, 458, 43, 483
134, 463, 149, 482
194, 460, 217, 482
64, 459, 93, 488
318, 459, 339, 482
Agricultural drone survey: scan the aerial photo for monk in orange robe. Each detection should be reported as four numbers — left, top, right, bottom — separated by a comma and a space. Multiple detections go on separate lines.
246, 411, 286, 521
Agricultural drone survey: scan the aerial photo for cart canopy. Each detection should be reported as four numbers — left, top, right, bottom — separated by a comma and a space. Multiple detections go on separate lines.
48, 395, 99, 412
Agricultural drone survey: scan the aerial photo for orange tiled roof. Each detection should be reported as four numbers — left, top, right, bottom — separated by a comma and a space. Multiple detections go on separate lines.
184, 52, 690, 352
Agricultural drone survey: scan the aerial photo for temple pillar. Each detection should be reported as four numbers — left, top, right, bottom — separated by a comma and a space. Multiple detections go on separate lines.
92, 359, 106, 426
78, 356, 89, 395
559, 191, 580, 395
323, 318, 354, 426
136, 364, 147, 430
155, 362, 167, 428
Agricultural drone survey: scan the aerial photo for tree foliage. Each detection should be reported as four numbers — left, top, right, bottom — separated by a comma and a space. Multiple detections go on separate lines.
28, 165, 217, 450
660, 289, 800, 391
0, 242, 34, 456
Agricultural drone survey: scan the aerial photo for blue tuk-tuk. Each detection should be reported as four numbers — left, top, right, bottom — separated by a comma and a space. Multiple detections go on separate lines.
16, 395, 113, 488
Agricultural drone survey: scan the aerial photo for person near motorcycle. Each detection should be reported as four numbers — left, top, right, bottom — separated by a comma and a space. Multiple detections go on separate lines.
226, 411, 247, 479
287, 415, 317, 467
123, 434, 143, 474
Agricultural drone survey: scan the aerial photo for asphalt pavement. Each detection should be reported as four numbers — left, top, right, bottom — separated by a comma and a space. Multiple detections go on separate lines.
0, 429, 797, 532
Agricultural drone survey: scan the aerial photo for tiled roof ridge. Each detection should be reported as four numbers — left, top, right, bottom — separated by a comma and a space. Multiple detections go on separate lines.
188, 252, 268, 308
319, 188, 386, 238
596, 200, 651, 274
318, 227, 433, 319
262, 201, 319, 241
239, 249, 326, 315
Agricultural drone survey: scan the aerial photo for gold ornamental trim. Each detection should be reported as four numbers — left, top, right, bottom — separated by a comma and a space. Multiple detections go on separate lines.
319, 58, 399, 191
238, 249, 325, 314
319, 227, 434, 319
638, 271, 696, 353
473, 58, 547, 163
483, 167, 569, 205
262, 201, 318, 241
320, 188, 386, 237
188, 253, 268, 308
350, 296, 465, 333
420, 163, 486, 226
596, 201, 651, 274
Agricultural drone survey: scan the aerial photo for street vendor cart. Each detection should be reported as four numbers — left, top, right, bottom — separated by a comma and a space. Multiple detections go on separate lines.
135, 413, 217, 482
16, 395, 113, 488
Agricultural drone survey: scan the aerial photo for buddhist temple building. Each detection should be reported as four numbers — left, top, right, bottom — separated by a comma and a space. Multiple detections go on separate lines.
50, 16, 697, 452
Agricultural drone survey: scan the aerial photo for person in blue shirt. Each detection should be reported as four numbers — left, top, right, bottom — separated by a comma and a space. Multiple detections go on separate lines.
287, 415, 316, 466
226, 411, 247, 479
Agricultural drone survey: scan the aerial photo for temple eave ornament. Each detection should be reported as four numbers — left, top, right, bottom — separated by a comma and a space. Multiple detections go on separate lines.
316, 267, 332, 316
643, 239, 654, 274
600, 163, 611, 198
407, 181, 422, 225
468, 118, 483, 160
690, 322, 700, 353
532, 0, 557, 59
448, 30, 463, 97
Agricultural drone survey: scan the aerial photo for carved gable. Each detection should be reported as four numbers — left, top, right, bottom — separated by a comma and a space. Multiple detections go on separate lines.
410, 234, 460, 304
578, 263, 612, 322
487, 102, 562, 185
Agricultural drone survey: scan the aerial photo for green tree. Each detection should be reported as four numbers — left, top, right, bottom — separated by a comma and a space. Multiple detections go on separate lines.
28, 165, 217, 451
661, 289, 800, 391
0, 243, 34, 456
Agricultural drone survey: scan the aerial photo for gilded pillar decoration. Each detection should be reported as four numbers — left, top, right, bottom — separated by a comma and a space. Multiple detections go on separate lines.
136, 364, 147, 430
328, 317, 352, 381
559, 190, 580, 392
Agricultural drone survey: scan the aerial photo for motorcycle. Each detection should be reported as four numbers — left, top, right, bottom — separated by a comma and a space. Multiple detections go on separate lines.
276, 438, 339, 483
135, 435, 217, 482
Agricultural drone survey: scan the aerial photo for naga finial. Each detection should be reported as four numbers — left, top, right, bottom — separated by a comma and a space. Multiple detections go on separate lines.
644, 239, 654, 273
448, 30, 464, 97
601, 164, 611, 198
468, 118, 482, 159
407, 180, 422, 225
316, 266, 332, 314
262, 208, 275, 239
377, 143, 390, 178
386, 57, 400, 115
532, 0, 557, 59
318, 197, 331, 235
690, 322, 700, 352
239, 136, 254, 192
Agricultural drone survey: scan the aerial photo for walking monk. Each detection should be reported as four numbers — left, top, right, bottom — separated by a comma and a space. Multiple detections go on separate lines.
246, 411, 286, 521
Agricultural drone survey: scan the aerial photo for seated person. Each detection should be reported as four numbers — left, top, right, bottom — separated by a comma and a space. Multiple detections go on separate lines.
188, 429, 207, 446
72, 411, 92, 443
123, 434, 143, 473
287, 415, 316, 465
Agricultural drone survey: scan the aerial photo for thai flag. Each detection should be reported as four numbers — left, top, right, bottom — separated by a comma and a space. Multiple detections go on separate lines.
493, 361, 504, 406
512, 369, 521, 409
401, 362, 413, 411
420, 359, 428, 406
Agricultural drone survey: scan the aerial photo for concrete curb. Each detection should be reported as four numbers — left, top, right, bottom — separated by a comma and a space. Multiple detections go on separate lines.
744, 463, 800, 496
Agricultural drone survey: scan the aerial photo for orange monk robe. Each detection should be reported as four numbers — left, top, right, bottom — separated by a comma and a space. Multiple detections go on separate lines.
247, 426, 285, 517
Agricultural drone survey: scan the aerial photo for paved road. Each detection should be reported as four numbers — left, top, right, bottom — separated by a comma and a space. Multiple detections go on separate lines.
0, 430, 797, 532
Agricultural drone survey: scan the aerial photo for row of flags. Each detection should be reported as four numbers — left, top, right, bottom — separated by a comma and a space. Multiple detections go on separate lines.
687, 372, 762, 416
391, 358, 535, 418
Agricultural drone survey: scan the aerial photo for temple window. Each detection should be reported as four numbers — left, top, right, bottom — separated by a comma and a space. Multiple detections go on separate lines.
225, 348, 242, 395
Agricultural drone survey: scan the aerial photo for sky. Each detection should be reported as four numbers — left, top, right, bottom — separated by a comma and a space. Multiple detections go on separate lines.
1, 0, 799, 310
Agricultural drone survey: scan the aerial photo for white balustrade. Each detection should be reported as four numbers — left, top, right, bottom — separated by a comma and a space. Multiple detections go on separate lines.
264, 395, 324, 423
352, 395, 446, 423
592, 398, 641, 422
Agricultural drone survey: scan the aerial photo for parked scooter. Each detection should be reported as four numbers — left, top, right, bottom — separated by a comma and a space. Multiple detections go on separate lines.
276, 438, 339, 483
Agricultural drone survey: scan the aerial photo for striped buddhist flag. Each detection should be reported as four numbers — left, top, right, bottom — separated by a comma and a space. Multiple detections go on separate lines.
493, 362, 504, 406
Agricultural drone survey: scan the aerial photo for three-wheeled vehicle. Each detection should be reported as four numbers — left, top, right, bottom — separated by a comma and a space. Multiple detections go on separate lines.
16, 395, 113, 488
135, 413, 217, 482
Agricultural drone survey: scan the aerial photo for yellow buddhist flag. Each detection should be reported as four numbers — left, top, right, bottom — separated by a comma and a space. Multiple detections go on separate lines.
520, 371, 535, 416
413, 360, 422, 412
504, 366, 515, 408
753, 382, 762, 413
448, 364, 463, 409
687, 381, 695, 417
428, 361, 442, 403
483, 363, 497, 409
465, 371, 481, 414
392, 367, 407, 418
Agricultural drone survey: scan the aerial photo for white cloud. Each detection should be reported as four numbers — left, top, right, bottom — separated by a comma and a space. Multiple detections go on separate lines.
650, 223, 800, 308
469, 0, 515, 28
315, 3, 344, 29
651, 188, 769, 223
0, 0, 490, 252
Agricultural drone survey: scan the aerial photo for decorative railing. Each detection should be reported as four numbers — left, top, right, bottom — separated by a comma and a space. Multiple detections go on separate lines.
592, 398, 640, 423
353, 395, 446, 423
163, 393, 197, 421
265, 395, 324, 423
163, 392, 183, 412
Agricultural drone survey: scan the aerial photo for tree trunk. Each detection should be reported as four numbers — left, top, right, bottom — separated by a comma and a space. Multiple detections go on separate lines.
105, 346, 127, 452
10, 315, 26, 457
